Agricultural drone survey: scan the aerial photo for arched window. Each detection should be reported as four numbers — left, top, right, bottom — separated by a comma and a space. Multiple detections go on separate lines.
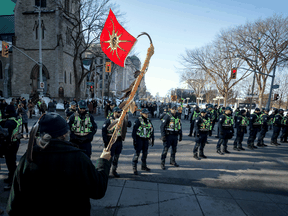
0, 60, 2, 79
64, 71, 66, 83
59, 87, 64, 98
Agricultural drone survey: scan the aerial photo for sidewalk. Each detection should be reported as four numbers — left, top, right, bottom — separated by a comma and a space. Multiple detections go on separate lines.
91, 178, 288, 216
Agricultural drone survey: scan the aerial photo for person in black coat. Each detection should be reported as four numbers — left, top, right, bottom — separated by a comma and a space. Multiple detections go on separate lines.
233, 109, 248, 151
256, 108, 270, 147
247, 108, 261, 150
2, 105, 21, 189
7, 113, 111, 216
68, 100, 97, 158
104, 101, 111, 118
216, 107, 234, 155
193, 109, 210, 160
160, 105, 182, 170
271, 109, 284, 146
131, 108, 155, 175
188, 106, 200, 137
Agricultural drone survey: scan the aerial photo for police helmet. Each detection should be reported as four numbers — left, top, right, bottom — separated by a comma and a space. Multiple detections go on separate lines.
78, 100, 87, 109
141, 108, 150, 114
240, 109, 246, 114
112, 107, 122, 113
225, 106, 232, 111
255, 108, 260, 112
200, 109, 207, 113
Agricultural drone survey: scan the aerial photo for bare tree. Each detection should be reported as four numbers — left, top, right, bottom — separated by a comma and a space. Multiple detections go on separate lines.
220, 14, 288, 107
53, 0, 122, 99
181, 38, 251, 106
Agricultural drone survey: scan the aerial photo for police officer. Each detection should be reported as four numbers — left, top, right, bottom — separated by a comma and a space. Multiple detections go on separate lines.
216, 106, 234, 155
280, 113, 288, 143
102, 107, 131, 178
65, 101, 78, 120
271, 109, 284, 146
188, 106, 200, 137
2, 105, 22, 189
132, 108, 154, 175
256, 108, 270, 147
160, 105, 182, 170
215, 107, 226, 138
233, 109, 248, 151
193, 109, 210, 160
68, 100, 97, 158
247, 108, 262, 150
206, 104, 215, 137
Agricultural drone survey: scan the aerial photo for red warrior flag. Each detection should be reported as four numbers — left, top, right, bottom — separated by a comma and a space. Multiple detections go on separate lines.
100, 9, 137, 67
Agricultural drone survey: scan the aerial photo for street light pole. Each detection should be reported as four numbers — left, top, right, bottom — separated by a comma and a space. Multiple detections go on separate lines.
266, 64, 276, 110
249, 38, 260, 113
35, 5, 43, 97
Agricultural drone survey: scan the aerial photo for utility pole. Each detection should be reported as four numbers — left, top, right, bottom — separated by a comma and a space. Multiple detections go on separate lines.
266, 64, 276, 110
249, 38, 260, 113
34, 4, 43, 97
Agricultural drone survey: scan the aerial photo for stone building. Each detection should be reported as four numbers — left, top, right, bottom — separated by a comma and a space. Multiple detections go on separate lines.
0, 0, 85, 99
84, 43, 147, 100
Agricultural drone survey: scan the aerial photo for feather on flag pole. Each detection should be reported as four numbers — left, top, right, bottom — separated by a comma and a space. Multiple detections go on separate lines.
100, 9, 154, 151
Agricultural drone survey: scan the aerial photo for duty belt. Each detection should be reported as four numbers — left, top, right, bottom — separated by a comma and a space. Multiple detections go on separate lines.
74, 132, 89, 136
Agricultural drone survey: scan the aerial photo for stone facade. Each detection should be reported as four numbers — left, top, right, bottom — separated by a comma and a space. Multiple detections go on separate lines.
84, 43, 147, 100
10, 0, 83, 99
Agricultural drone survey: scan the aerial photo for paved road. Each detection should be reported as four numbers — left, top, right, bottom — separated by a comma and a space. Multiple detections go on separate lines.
0, 111, 288, 214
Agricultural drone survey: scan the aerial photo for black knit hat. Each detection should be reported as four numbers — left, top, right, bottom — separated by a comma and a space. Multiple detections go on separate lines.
39, 113, 69, 138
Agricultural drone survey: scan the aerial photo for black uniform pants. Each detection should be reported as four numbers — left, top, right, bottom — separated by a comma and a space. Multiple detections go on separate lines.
193, 132, 207, 153
271, 126, 281, 143
247, 127, 259, 146
132, 137, 149, 167
234, 129, 245, 148
257, 128, 268, 144
280, 126, 288, 141
161, 134, 178, 163
189, 120, 195, 136
5, 141, 20, 180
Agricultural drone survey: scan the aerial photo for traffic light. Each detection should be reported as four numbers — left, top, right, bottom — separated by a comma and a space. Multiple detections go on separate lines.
274, 94, 279, 101
90, 85, 94, 92
1, 41, 9, 58
105, 62, 111, 72
231, 68, 237, 79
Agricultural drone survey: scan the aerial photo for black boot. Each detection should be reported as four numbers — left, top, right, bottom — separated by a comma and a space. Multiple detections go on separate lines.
216, 149, 223, 155
170, 158, 179, 167
160, 161, 166, 170
233, 146, 240, 151
199, 151, 207, 158
247, 143, 254, 150
193, 152, 200, 160
141, 165, 151, 172
223, 146, 230, 154
133, 167, 138, 175
112, 154, 120, 178
280, 138, 284, 143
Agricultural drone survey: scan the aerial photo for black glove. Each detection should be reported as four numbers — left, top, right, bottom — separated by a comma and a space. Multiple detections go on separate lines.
104, 142, 109, 148
209, 130, 212, 136
197, 134, 200, 137
151, 139, 154, 147
161, 136, 167, 142
179, 135, 182, 142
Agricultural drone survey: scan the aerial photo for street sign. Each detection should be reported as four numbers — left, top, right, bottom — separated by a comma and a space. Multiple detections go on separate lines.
272, 84, 279, 89
86, 81, 94, 86
40, 82, 44, 89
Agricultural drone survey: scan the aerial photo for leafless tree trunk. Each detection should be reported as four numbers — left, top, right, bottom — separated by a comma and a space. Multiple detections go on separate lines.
220, 14, 288, 107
